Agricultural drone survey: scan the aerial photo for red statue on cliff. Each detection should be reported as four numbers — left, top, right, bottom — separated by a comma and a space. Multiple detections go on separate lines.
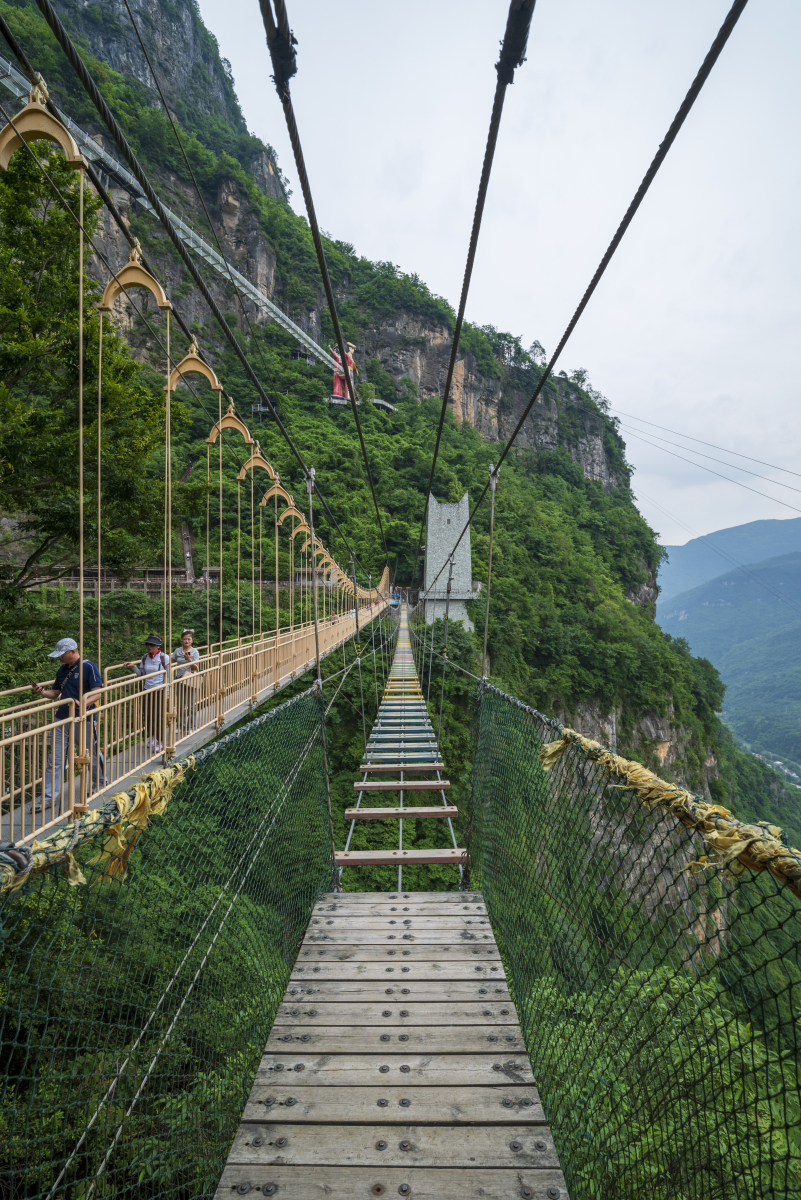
329, 342, 359, 399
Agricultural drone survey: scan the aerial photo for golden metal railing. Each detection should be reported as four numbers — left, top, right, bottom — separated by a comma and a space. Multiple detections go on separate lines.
0, 602, 388, 844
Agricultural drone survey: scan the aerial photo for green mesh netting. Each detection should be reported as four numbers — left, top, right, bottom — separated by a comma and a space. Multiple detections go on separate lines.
467, 682, 801, 1200
0, 687, 334, 1200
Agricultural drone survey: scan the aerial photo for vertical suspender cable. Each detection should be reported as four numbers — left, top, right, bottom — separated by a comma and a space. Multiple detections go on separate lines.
251, 468, 255, 700
165, 309, 172, 753
306, 467, 337, 875
218, 401, 224, 727
236, 479, 241, 644
438, 555, 454, 741
482, 465, 498, 677
350, 554, 367, 756
76, 166, 87, 811
206, 444, 210, 648
96, 312, 103, 673
274, 493, 279, 683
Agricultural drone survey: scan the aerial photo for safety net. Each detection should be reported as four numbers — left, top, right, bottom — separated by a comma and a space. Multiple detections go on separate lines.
0, 686, 334, 1200
467, 681, 801, 1200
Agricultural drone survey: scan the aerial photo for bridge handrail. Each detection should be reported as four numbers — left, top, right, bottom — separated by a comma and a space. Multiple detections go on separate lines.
0, 601, 389, 844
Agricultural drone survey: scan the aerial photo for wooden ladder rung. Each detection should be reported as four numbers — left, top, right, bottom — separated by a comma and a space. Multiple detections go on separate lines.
343, 805, 458, 820
358, 763, 445, 772
335, 847, 466, 865
354, 779, 450, 791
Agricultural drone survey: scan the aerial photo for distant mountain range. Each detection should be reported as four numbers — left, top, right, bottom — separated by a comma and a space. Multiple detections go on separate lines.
657, 516, 801, 605
658, 550, 801, 779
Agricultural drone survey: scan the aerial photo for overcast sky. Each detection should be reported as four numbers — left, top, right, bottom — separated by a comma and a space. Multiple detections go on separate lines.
197, 0, 800, 546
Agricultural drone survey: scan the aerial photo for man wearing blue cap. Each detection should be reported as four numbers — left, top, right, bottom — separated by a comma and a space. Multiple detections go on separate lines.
31, 638, 103, 811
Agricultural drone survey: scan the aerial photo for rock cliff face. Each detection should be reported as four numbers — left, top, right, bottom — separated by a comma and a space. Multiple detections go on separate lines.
562, 699, 718, 801
53, 0, 249, 142
356, 313, 627, 488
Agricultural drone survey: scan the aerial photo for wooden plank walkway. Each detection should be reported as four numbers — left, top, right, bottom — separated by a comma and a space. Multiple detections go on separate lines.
215, 891, 569, 1199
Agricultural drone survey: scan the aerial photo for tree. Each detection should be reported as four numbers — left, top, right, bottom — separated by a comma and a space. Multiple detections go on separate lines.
0, 143, 184, 605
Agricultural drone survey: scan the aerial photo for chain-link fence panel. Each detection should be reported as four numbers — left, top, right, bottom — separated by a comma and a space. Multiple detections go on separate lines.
0, 686, 334, 1200
467, 682, 801, 1200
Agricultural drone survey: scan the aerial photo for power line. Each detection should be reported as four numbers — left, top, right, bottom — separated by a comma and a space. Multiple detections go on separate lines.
619, 423, 801, 496
413, 0, 536, 579
418, 0, 750, 601
615, 408, 801, 481
260, 0, 388, 562
622, 427, 801, 517
30, 0, 366, 575
563, 389, 801, 485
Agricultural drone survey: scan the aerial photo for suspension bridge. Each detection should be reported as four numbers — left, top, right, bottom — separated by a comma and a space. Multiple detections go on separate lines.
1, 1, 800, 1199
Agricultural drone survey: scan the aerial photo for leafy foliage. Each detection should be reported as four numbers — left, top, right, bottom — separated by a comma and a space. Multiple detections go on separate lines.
0, 144, 185, 602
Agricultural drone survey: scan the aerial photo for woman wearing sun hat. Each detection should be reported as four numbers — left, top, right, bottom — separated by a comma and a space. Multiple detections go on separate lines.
124, 635, 169, 755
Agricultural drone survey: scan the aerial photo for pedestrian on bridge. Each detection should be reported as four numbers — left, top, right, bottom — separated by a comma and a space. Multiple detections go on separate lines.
123, 635, 169, 755
30, 638, 103, 813
171, 628, 199, 737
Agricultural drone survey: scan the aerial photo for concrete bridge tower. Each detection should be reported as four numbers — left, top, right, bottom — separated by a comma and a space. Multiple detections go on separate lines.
423, 493, 475, 631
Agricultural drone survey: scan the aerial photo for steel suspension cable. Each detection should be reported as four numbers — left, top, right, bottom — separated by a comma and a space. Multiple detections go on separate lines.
413, 0, 536, 579
259, 0, 388, 561
417, 0, 750, 604
30, 0, 367, 574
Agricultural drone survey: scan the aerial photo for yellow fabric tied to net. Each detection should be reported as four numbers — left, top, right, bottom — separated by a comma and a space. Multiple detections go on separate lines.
0, 757, 196, 894
540, 728, 801, 899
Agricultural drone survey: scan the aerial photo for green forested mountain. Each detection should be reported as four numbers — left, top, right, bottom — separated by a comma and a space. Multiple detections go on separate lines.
659, 553, 801, 786
1, 0, 800, 857
657, 517, 801, 605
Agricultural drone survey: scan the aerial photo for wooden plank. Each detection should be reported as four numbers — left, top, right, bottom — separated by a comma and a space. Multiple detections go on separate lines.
273, 1002, 517, 1026
282, 982, 510, 1002
308, 916, 490, 929
335, 850, 466, 868
265, 1027, 526, 1053
316, 897, 484, 902
216, 1165, 570, 1200
311, 905, 487, 917
353, 781, 450, 792
343, 807, 457, 820
359, 743, 438, 750
243, 1085, 543, 1124
358, 763, 445, 772
291, 961, 503, 981
258, 1054, 534, 1086
226, 1122, 561, 1168
303, 929, 491, 945
295, 945, 500, 961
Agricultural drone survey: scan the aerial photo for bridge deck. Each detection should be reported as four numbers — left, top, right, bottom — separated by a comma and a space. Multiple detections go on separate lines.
215, 891, 569, 1199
